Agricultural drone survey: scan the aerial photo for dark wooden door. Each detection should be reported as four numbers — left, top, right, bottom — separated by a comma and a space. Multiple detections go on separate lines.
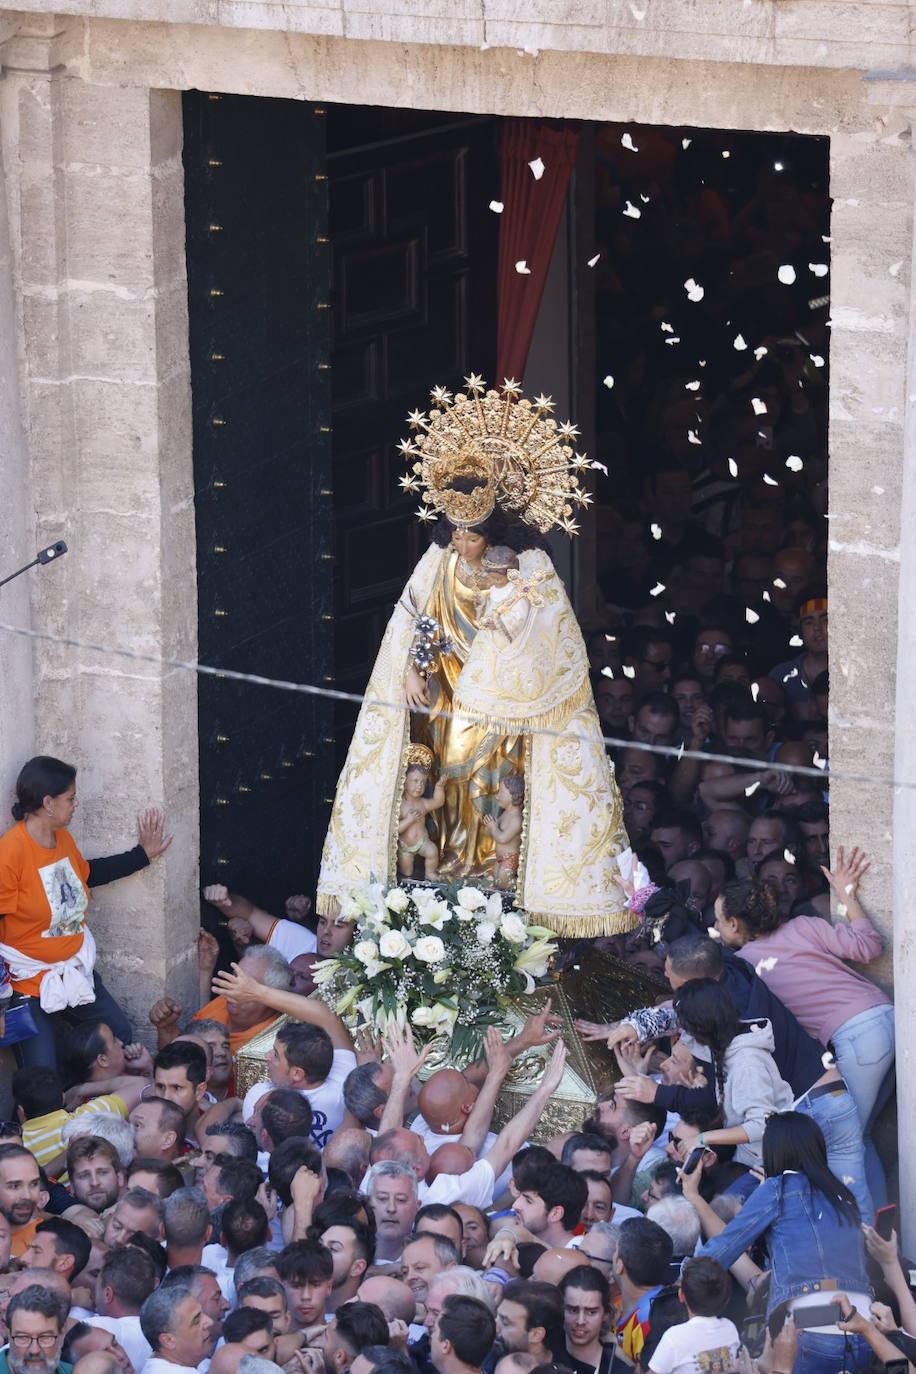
183, 91, 335, 913
327, 111, 499, 753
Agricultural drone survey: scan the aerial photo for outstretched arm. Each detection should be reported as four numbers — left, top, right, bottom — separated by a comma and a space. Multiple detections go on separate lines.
458, 1028, 513, 1157
376, 1023, 433, 1134
483, 1042, 567, 1180
203, 884, 284, 943
211, 963, 354, 1051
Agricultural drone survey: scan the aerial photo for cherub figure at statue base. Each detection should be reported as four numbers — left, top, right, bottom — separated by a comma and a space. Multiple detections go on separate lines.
483, 774, 524, 890
398, 744, 446, 881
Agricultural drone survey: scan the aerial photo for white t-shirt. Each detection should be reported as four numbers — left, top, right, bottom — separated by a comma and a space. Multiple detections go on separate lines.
648, 1314, 740, 1374
409, 1114, 515, 1194
242, 1047, 357, 1147
420, 1158, 496, 1209
93, 1314, 153, 1373
267, 918, 317, 961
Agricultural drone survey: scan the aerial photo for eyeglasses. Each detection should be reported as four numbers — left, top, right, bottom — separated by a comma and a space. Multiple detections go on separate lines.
668, 1135, 688, 1149
639, 657, 672, 672
11, 1334, 59, 1349
577, 1250, 613, 1267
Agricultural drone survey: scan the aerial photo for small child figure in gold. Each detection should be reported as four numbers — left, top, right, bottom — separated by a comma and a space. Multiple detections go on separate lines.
483, 773, 524, 889
398, 744, 446, 880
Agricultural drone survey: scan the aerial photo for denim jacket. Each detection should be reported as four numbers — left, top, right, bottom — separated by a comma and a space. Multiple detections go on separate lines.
697, 1171, 870, 1313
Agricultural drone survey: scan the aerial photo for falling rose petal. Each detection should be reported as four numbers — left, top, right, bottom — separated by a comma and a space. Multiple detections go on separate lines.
733, 333, 747, 350
872, 485, 884, 495
762, 590, 771, 602
784, 849, 796, 865
621, 132, 639, 152
822, 1051, 835, 1069
746, 607, 760, 624
605, 634, 617, 642
660, 322, 674, 333
755, 956, 778, 974
890, 261, 903, 277
808, 263, 828, 277
836, 903, 848, 918
750, 683, 760, 701
699, 359, 707, 367
785, 456, 804, 472
721, 150, 731, 158
515, 260, 531, 274
489, 200, 504, 213
687, 429, 701, 444
640, 194, 651, 203
777, 264, 797, 284
754, 345, 769, 360
601, 666, 615, 678
622, 665, 636, 679
745, 780, 760, 796
664, 336, 681, 345
623, 201, 641, 218
763, 473, 778, 486
685, 380, 701, 391
650, 582, 666, 597
684, 277, 705, 301
665, 611, 677, 625
528, 157, 545, 180
587, 253, 601, 267
751, 396, 768, 415
774, 161, 785, 172
591, 460, 608, 474
727, 458, 739, 478
789, 636, 803, 648
822, 235, 831, 243
773, 577, 787, 589
682, 138, 692, 149
810, 354, 825, 367
813, 751, 827, 770
651, 523, 662, 540
845, 883, 854, 895
708, 926, 721, 941
603, 375, 615, 389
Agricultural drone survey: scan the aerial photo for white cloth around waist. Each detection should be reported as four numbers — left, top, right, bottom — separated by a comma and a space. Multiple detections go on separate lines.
0, 926, 97, 1011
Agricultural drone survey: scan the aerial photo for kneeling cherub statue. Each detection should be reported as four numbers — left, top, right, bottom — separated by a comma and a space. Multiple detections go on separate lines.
483, 773, 524, 889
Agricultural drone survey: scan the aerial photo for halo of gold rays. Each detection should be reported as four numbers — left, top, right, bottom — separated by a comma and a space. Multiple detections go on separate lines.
397, 376, 596, 536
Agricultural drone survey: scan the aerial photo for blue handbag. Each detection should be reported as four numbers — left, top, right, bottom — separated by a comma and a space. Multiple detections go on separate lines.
0, 995, 38, 1047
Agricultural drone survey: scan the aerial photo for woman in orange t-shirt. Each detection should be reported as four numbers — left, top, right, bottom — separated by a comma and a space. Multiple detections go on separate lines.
0, 756, 172, 1070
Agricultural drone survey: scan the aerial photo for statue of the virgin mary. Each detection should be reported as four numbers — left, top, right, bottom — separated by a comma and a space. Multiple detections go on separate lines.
317, 377, 638, 941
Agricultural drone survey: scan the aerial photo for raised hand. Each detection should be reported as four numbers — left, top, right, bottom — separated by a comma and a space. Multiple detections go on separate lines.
574, 1018, 617, 1043
615, 1073, 658, 1103
822, 845, 870, 901
149, 996, 182, 1030
483, 1025, 513, 1079
212, 962, 262, 1004
137, 808, 173, 860
541, 1039, 568, 1095
203, 884, 233, 910
383, 1020, 433, 1081
518, 998, 563, 1049
198, 930, 220, 970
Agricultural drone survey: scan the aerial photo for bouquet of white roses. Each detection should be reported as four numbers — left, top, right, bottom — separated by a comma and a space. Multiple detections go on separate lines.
312, 880, 558, 1063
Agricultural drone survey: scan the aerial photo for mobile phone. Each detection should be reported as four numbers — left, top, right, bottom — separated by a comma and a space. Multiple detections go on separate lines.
793, 1303, 841, 1329
741, 1315, 767, 1359
876, 1204, 898, 1241
681, 1145, 705, 1176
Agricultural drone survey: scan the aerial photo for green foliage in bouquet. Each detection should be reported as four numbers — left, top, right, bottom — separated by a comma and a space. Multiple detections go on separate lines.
312, 879, 558, 1064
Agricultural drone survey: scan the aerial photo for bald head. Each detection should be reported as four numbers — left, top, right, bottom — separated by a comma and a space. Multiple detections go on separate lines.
426, 1143, 474, 1182
702, 809, 749, 858
532, 1248, 592, 1285
356, 1276, 416, 1323
370, 1128, 427, 1178
209, 1346, 247, 1374
72, 1355, 122, 1374
667, 860, 713, 907
417, 1070, 477, 1135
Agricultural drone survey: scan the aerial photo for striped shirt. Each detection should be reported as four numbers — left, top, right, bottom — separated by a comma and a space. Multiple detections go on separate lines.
23, 1093, 128, 1168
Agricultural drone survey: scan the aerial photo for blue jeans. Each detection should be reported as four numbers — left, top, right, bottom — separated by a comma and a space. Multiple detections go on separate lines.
14, 972, 133, 1072
792, 1330, 871, 1374
831, 1003, 896, 1130
795, 1085, 873, 1224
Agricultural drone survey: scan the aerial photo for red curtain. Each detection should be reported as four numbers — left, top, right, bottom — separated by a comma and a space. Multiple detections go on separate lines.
496, 120, 580, 385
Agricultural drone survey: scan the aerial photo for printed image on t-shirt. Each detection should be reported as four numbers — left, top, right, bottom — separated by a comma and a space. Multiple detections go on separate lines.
37, 857, 88, 937
696, 1350, 735, 1373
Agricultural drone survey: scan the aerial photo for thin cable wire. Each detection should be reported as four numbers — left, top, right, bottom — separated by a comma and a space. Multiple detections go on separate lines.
0, 616, 905, 791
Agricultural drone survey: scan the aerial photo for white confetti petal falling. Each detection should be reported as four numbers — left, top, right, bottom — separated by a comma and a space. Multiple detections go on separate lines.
665, 611, 676, 624
623, 201, 641, 219
684, 277, 705, 302
809, 263, 828, 277
728, 458, 739, 478
755, 957, 778, 974
762, 590, 771, 602
622, 665, 636, 679
734, 333, 747, 350
664, 337, 681, 345
810, 354, 825, 368
687, 429, 701, 445
754, 345, 769, 360
763, 473, 778, 486
789, 637, 803, 648
605, 634, 616, 642
640, 194, 650, 204
822, 1051, 835, 1069
515, 260, 531, 274
745, 781, 760, 796
751, 397, 768, 415
601, 666, 615, 678
685, 380, 701, 391
528, 157, 545, 180
836, 903, 848, 917
784, 848, 796, 865
890, 261, 903, 278
661, 322, 674, 333
813, 751, 827, 771
773, 577, 787, 589
721, 150, 731, 159
746, 607, 760, 624
621, 133, 638, 152
751, 683, 760, 701
591, 460, 608, 474
651, 523, 662, 540
777, 264, 797, 285
650, 582, 666, 597
786, 456, 803, 472
603, 375, 615, 389
682, 138, 692, 149
587, 253, 601, 267
872, 485, 885, 495
489, 200, 504, 213
774, 161, 784, 171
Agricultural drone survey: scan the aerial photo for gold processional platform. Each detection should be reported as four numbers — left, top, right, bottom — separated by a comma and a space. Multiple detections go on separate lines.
235, 950, 666, 1143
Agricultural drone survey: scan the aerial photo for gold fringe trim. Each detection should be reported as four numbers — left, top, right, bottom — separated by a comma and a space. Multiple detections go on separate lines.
526, 906, 638, 938
452, 674, 592, 736
316, 892, 341, 918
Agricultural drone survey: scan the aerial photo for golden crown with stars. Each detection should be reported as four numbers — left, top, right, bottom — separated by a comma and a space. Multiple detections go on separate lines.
396, 375, 597, 537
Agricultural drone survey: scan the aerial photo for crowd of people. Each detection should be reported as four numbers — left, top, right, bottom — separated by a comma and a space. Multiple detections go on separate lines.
0, 722, 905, 1374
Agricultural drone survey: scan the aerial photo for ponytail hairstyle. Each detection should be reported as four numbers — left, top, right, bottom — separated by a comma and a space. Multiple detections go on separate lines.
762, 1111, 860, 1226
720, 878, 786, 936
672, 978, 741, 1103
11, 757, 77, 822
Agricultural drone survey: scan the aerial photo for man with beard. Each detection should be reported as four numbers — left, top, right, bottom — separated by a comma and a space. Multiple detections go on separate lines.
494, 1283, 563, 1366
3, 1285, 70, 1374
320, 1220, 371, 1312
322, 1303, 389, 1374
66, 1138, 124, 1216
0, 1146, 45, 1259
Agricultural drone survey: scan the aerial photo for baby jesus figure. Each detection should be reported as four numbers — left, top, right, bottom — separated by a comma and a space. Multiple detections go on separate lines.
482, 773, 524, 889
398, 744, 446, 880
